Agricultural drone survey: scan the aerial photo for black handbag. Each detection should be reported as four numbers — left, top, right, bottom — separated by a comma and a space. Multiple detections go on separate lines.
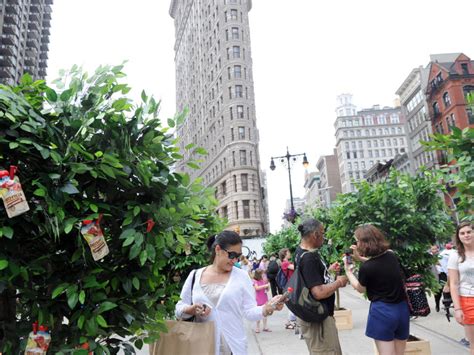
405, 274, 431, 317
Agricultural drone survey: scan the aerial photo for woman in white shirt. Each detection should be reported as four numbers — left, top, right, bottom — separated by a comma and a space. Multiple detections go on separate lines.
175, 231, 284, 355
448, 221, 474, 353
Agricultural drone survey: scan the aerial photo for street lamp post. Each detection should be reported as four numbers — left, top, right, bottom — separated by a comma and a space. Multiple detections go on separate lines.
270, 147, 309, 213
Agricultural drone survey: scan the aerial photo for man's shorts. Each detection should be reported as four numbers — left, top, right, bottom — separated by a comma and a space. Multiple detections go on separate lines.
366, 300, 410, 341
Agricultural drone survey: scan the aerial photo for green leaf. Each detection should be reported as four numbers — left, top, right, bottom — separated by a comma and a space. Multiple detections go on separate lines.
90, 204, 98, 212
139, 250, 147, 266
64, 218, 77, 234
77, 315, 85, 329
96, 315, 108, 328
132, 277, 140, 290
123, 236, 134, 247
33, 188, 46, 197
167, 118, 176, 128
45, 88, 58, 102
52, 284, 68, 299
9, 142, 19, 149
60, 182, 80, 194
0, 260, 8, 270
2, 226, 13, 239
79, 290, 85, 304
67, 292, 79, 309
60, 88, 74, 101
133, 206, 140, 216
97, 301, 118, 314
129, 243, 141, 259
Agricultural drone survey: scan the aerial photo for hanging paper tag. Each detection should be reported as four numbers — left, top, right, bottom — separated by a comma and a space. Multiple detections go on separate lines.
80, 217, 109, 261
0, 169, 30, 218
24, 324, 51, 354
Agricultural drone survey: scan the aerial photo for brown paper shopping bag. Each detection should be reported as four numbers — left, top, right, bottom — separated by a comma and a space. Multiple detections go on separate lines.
150, 320, 215, 355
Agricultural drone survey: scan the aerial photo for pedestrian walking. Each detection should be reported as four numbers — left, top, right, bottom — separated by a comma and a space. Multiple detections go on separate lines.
344, 224, 409, 355
295, 218, 348, 354
279, 248, 296, 329
267, 254, 280, 297
175, 231, 285, 355
448, 221, 474, 354
253, 269, 271, 333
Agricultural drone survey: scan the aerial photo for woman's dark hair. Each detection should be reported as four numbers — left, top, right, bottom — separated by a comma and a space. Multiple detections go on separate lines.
297, 218, 322, 238
454, 221, 473, 263
206, 230, 242, 262
355, 224, 389, 257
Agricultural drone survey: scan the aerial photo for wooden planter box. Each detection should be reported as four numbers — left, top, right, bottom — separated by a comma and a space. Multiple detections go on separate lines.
334, 308, 353, 330
374, 335, 431, 355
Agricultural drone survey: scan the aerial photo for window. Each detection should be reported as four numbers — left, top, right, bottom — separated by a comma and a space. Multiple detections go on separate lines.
234, 65, 241, 78
462, 63, 469, 75
238, 126, 245, 139
442, 92, 451, 108
345, 142, 349, 150
230, 9, 238, 20
446, 113, 456, 131
237, 105, 244, 118
234, 201, 239, 219
231, 27, 239, 40
373, 140, 378, 147
361, 161, 366, 169
243, 200, 250, 219
231, 127, 234, 140
230, 106, 234, 119
233, 175, 237, 191
239, 150, 247, 165
221, 181, 227, 195
347, 162, 352, 170
232, 46, 240, 58
222, 206, 228, 219
241, 174, 248, 191
232, 151, 236, 166
390, 114, 400, 124
381, 149, 386, 157
235, 85, 243, 97
432, 101, 440, 115
399, 138, 404, 145
367, 141, 371, 148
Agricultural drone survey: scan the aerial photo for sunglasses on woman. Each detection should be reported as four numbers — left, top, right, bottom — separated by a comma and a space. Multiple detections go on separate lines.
223, 249, 242, 260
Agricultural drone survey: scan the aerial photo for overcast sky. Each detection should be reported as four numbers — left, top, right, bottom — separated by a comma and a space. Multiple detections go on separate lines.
47, 0, 474, 232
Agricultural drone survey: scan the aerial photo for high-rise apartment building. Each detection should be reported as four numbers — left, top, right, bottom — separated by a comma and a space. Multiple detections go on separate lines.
396, 66, 437, 174
0, 0, 53, 85
334, 94, 407, 193
169, 0, 268, 237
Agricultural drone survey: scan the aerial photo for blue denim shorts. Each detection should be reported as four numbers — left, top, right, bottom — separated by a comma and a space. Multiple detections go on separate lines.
366, 300, 410, 341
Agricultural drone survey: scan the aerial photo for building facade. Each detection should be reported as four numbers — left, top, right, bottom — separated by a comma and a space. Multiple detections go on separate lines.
334, 94, 407, 193
395, 66, 436, 174
316, 150, 342, 207
169, 0, 268, 237
426, 53, 474, 163
0, 0, 53, 85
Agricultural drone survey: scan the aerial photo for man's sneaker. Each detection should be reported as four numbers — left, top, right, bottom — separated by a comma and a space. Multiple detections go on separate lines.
459, 338, 470, 347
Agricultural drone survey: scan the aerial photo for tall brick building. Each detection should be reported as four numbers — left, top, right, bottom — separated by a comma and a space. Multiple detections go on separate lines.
426, 53, 474, 154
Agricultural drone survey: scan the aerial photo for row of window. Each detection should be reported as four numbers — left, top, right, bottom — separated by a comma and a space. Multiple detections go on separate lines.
204, 149, 254, 184
434, 113, 456, 134
220, 199, 258, 221
342, 126, 404, 138
344, 138, 404, 150
219, 173, 257, 196
408, 106, 427, 133
230, 126, 251, 141
344, 147, 404, 160
338, 114, 400, 127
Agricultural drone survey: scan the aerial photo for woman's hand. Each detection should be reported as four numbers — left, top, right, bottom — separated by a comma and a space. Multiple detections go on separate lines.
184, 303, 211, 317
454, 308, 464, 325
350, 245, 367, 262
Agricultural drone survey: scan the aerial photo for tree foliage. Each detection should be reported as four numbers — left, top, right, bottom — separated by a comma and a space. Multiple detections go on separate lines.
0, 66, 223, 353
424, 126, 474, 221
324, 170, 453, 292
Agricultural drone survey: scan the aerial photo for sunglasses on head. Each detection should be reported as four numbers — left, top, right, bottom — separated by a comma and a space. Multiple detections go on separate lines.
223, 248, 242, 260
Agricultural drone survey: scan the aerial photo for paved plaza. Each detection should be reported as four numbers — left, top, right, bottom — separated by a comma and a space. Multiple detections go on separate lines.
137, 287, 469, 355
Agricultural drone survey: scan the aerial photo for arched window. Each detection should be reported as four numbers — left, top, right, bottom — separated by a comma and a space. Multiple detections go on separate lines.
442, 92, 451, 108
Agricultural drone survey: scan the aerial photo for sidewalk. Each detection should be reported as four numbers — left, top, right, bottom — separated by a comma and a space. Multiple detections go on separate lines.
135, 287, 468, 354
246, 287, 469, 355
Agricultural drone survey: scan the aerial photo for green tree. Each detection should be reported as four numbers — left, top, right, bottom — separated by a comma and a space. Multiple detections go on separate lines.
325, 170, 453, 292
0, 66, 223, 353
424, 126, 473, 221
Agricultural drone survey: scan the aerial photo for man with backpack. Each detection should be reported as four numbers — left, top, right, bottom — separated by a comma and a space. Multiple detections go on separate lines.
293, 218, 348, 354
266, 254, 280, 296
